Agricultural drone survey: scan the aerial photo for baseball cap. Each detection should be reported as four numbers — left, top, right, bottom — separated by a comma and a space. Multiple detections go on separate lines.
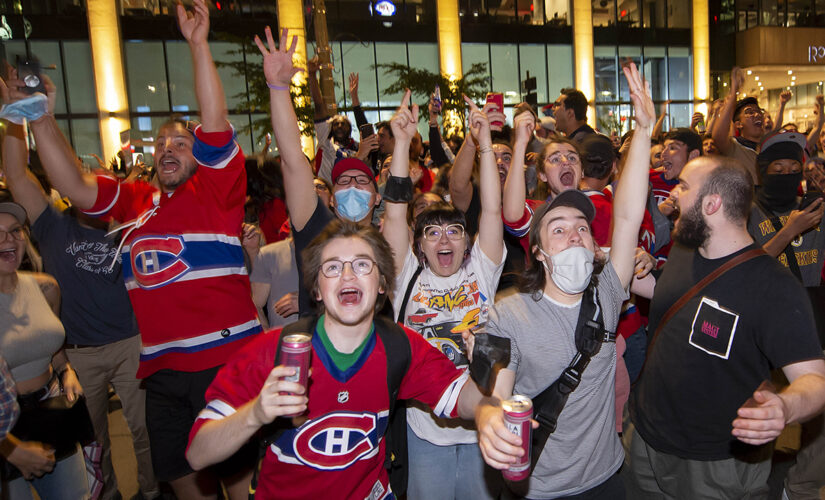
331, 157, 375, 186
540, 117, 556, 132
756, 129, 806, 171
580, 135, 616, 169
0, 202, 27, 225
531, 190, 596, 228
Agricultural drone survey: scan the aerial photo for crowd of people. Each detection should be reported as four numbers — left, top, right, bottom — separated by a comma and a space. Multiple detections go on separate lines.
0, 1, 824, 499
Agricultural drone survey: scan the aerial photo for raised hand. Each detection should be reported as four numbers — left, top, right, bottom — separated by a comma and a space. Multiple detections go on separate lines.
513, 108, 535, 146
389, 89, 419, 143
482, 100, 506, 132
464, 95, 491, 148
251, 365, 308, 426
176, 0, 210, 45
622, 62, 655, 130
255, 27, 302, 90
348, 73, 359, 97
731, 67, 744, 95
780, 90, 793, 105
815, 94, 824, 118
0, 66, 29, 105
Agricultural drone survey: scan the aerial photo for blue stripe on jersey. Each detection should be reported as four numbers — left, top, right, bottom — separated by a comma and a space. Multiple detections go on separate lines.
121, 238, 244, 281
193, 130, 238, 169
312, 328, 376, 384
139, 321, 262, 361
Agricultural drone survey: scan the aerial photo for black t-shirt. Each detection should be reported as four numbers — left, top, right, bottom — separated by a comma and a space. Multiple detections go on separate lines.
293, 197, 335, 317
630, 243, 823, 460
463, 184, 525, 291
31, 206, 138, 345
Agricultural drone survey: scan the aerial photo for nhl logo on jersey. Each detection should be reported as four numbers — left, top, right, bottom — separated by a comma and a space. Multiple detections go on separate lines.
337, 391, 349, 403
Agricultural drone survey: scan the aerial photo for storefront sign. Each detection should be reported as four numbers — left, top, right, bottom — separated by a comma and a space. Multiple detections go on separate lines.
809, 45, 825, 63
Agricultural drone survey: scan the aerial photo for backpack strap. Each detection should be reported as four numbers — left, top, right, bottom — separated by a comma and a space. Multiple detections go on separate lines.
396, 265, 424, 324
249, 316, 317, 500
529, 285, 612, 472
373, 315, 412, 496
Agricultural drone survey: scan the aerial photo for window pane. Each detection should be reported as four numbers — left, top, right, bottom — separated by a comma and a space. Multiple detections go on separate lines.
408, 43, 438, 81
618, 46, 641, 102
644, 46, 667, 102
668, 103, 692, 131
462, 43, 491, 89
339, 42, 377, 107
230, 114, 254, 153
594, 46, 617, 103
540, 0, 570, 25
592, 0, 616, 26
667, 0, 691, 27
125, 41, 170, 113
214, 42, 248, 112
667, 47, 691, 100
5, 42, 68, 116
61, 41, 96, 114
490, 44, 519, 105
164, 42, 196, 113
71, 119, 103, 162
129, 116, 169, 165
617, 0, 640, 26
520, 44, 547, 104
374, 42, 407, 107
547, 45, 574, 98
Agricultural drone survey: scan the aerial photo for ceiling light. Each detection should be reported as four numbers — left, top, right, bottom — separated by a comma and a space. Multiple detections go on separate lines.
747, 70, 752, 75
788, 70, 793, 75
755, 76, 759, 81
792, 75, 796, 80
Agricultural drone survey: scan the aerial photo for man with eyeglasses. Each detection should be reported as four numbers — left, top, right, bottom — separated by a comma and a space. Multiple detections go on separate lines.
187, 219, 498, 500
711, 67, 764, 185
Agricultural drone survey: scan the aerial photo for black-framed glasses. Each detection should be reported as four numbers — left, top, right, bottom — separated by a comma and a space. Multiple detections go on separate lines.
335, 174, 372, 186
423, 224, 465, 241
320, 258, 376, 278
0, 226, 24, 243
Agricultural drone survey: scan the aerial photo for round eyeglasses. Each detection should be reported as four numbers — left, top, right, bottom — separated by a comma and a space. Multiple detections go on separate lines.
320, 257, 376, 278
422, 224, 465, 241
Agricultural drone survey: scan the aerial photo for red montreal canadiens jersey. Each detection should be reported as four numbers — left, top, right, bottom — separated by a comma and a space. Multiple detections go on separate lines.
84, 126, 261, 378
189, 324, 468, 500
649, 169, 679, 205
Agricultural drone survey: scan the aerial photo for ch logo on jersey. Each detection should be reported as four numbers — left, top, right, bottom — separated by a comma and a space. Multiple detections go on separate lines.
130, 236, 190, 289
292, 412, 378, 470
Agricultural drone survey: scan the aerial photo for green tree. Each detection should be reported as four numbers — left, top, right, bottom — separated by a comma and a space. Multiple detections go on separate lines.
374, 62, 489, 136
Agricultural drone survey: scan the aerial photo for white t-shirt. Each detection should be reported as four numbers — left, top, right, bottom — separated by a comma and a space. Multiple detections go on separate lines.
392, 239, 505, 445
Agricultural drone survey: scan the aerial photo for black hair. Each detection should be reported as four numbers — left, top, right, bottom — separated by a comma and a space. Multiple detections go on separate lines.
664, 128, 702, 155
560, 88, 588, 121
412, 202, 468, 262
377, 121, 394, 138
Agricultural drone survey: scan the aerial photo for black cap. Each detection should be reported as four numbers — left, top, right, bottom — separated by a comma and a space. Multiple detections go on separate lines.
531, 189, 596, 228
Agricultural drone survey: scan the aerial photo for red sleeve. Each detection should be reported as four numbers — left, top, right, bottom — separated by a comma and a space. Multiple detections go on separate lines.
82, 174, 157, 223
398, 328, 468, 419
638, 209, 656, 253
187, 330, 280, 450
416, 166, 434, 193
589, 196, 613, 247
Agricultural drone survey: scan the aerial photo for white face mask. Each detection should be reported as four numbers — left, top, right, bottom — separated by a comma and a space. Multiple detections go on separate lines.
539, 246, 595, 294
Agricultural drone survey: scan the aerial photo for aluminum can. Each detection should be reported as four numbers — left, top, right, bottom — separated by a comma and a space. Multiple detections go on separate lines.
501, 395, 533, 481
279, 334, 311, 415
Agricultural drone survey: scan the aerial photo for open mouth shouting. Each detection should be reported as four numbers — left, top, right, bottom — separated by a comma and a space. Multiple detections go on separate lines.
158, 155, 181, 176
338, 286, 363, 306
558, 167, 577, 188
435, 249, 454, 268
0, 247, 18, 265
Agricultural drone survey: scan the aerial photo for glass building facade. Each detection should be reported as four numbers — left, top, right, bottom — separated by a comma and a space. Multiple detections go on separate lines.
3, 0, 698, 160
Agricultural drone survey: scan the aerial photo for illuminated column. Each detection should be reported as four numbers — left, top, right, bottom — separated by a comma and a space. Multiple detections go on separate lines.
436, 0, 463, 135
692, 0, 710, 117
87, 0, 130, 162
571, 0, 595, 127
277, 0, 314, 156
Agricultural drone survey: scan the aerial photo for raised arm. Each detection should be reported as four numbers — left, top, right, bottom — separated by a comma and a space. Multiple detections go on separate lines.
652, 100, 670, 142
773, 90, 792, 132
428, 96, 450, 167
712, 67, 744, 156
1, 122, 48, 221
348, 73, 368, 129
448, 127, 477, 212
612, 62, 655, 289
176, 0, 228, 133
806, 95, 825, 153
467, 96, 503, 264
255, 28, 317, 231
382, 90, 418, 276
502, 112, 533, 223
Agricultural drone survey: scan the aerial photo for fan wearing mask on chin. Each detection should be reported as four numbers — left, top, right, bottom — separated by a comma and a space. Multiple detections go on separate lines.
474, 62, 654, 499
382, 91, 506, 499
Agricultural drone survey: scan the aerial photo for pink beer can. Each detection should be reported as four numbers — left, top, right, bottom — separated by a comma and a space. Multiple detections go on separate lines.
501, 395, 533, 481
280, 334, 312, 414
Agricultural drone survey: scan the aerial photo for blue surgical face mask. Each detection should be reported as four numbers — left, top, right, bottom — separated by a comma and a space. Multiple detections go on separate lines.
0, 93, 49, 124
334, 186, 373, 222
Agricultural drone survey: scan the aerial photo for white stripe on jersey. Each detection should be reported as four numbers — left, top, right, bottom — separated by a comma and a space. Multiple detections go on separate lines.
140, 318, 261, 357
198, 399, 237, 421
124, 266, 248, 290
431, 369, 469, 418
84, 180, 121, 217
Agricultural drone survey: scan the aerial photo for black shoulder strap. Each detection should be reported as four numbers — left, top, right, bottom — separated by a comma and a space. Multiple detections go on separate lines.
373, 315, 412, 496
755, 200, 802, 280
250, 316, 317, 499
396, 265, 424, 324
528, 285, 614, 472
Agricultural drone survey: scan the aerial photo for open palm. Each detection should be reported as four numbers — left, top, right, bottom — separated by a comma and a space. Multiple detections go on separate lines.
176, 0, 210, 44
254, 27, 301, 89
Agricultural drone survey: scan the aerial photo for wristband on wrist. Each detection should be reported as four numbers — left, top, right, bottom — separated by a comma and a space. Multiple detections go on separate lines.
478, 146, 493, 154
383, 175, 414, 203
267, 82, 290, 91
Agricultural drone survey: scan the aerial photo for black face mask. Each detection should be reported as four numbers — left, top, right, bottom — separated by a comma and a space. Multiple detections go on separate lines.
758, 173, 802, 213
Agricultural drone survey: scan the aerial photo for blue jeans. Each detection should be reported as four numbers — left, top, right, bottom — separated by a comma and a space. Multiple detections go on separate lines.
406, 425, 501, 500
4, 444, 90, 500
